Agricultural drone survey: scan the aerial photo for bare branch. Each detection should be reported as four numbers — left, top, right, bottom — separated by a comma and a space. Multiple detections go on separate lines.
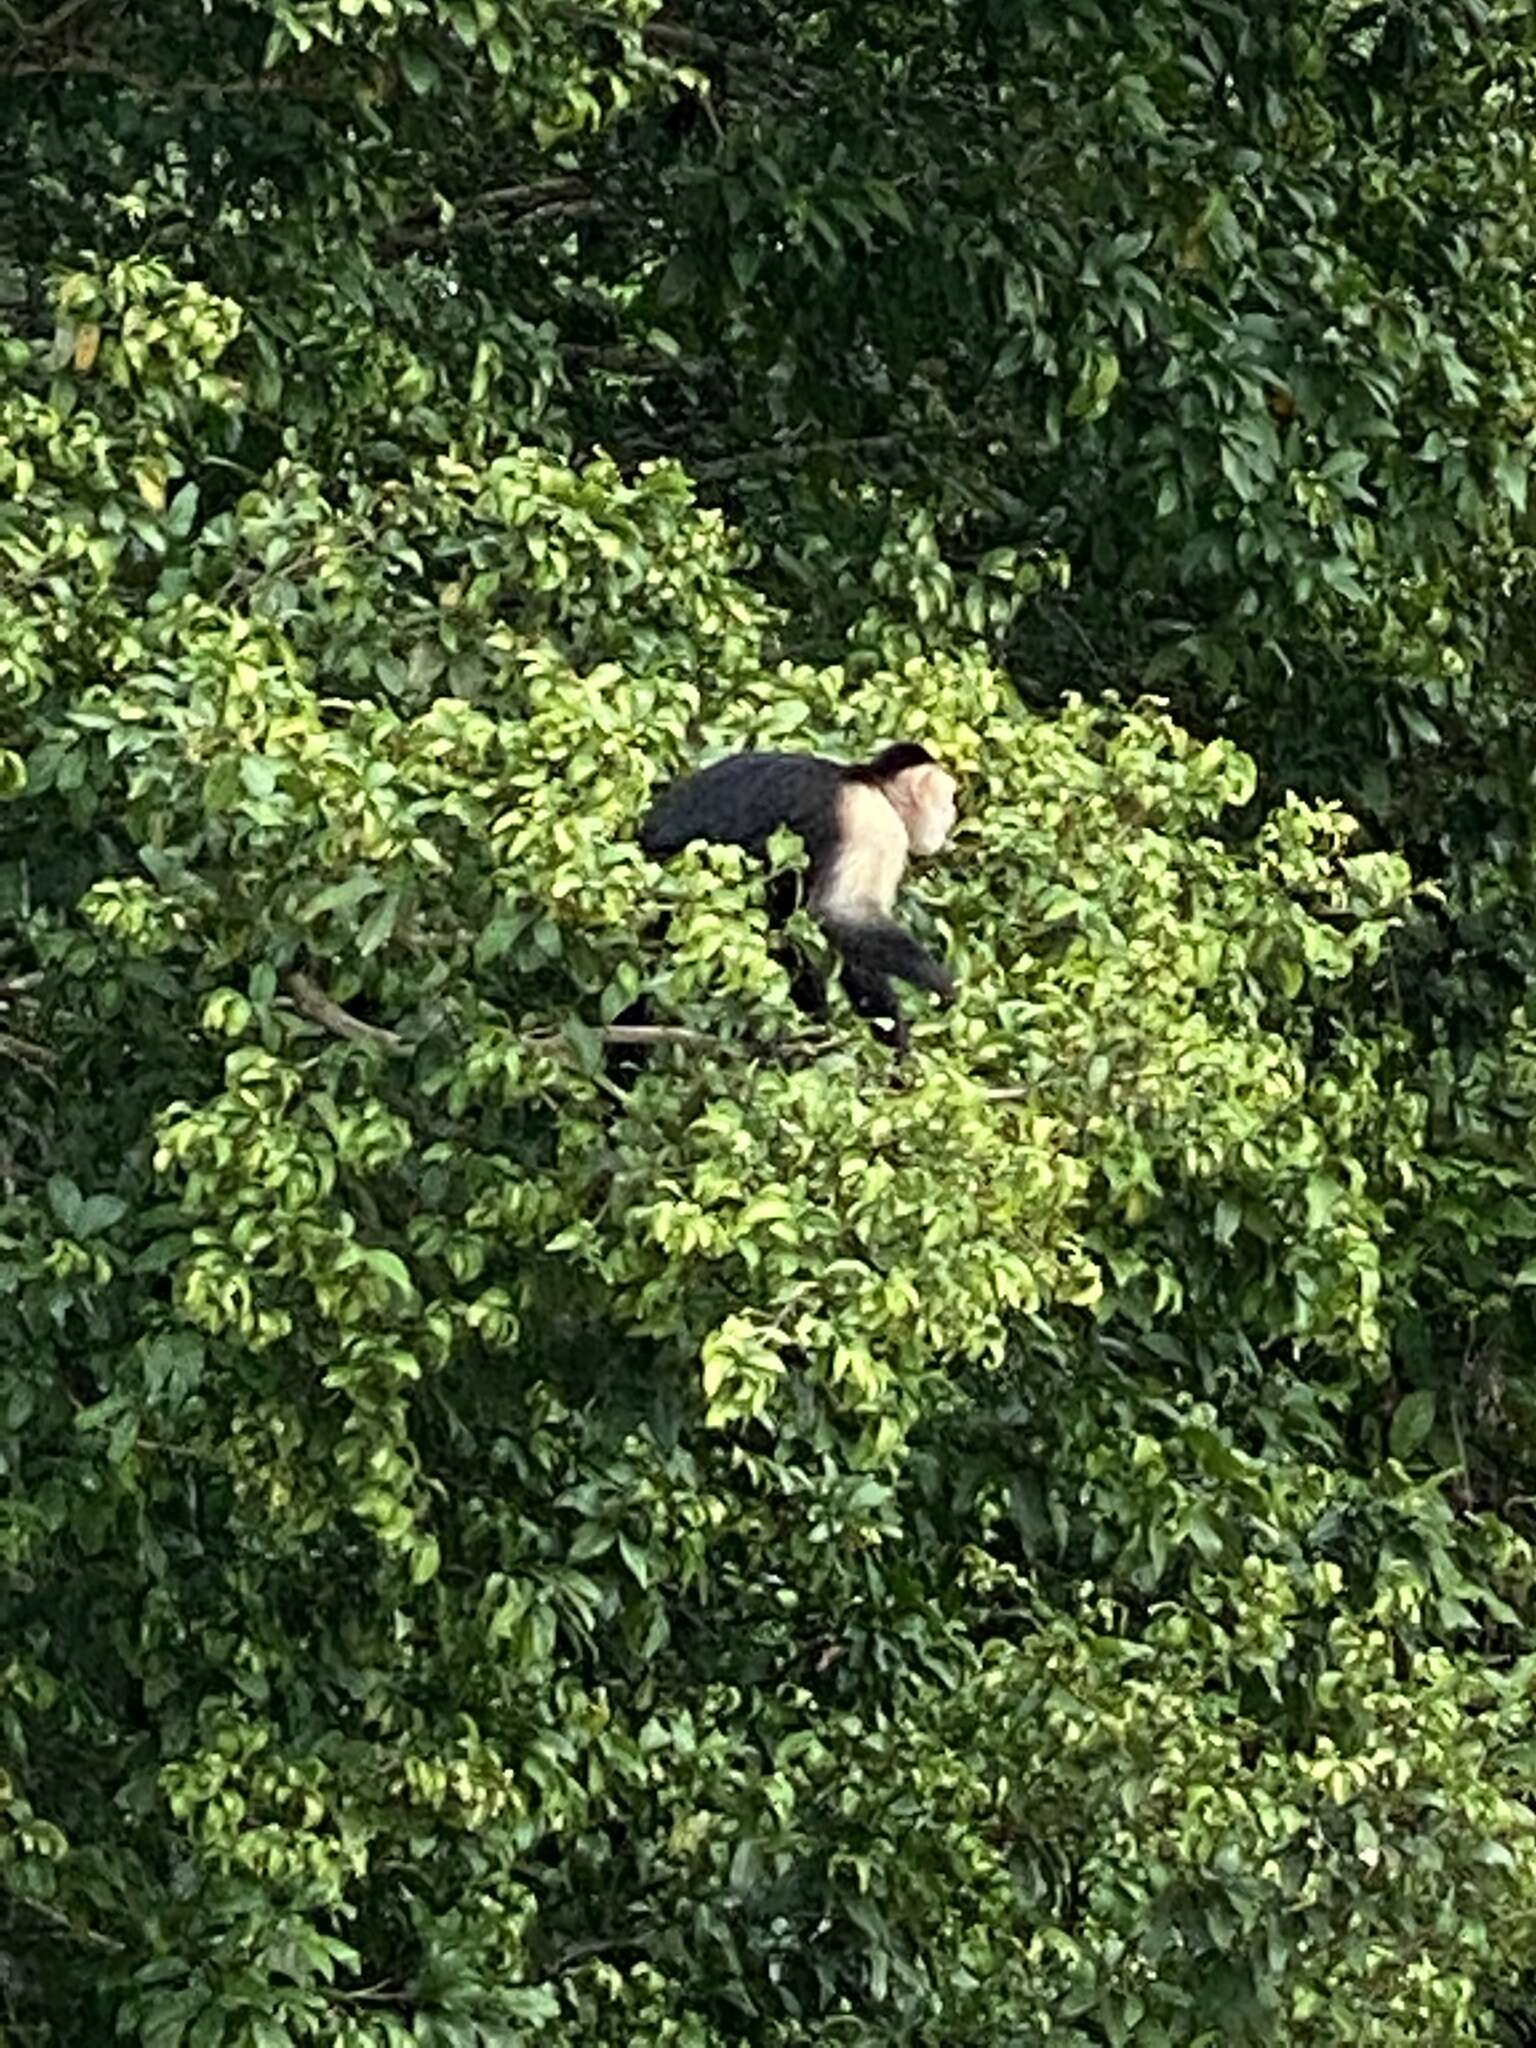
0, 54, 286, 90
525, 1022, 727, 1052
13, 1895, 125, 1953
284, 974, 407, 1053
551, 1931, 651, 1974
681, 418, 1017, 484
396, 175, 590, 236
0, 1027, 55, 1070
0, 0, 94, 37
281, 978, 837, 1064
563, 341, 703, 376
387, 195, 616, 252
688, 433, 917, 483
642, 19, 827, 80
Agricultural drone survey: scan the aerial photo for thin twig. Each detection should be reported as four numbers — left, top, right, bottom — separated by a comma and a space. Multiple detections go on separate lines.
689, 433, 916, 483
0, 0, 93, 36
686, 421, 1014, 484
388, 196, 616, 251
525, 1022, 725, 1052
282, 977, 841, 1062
0, 56, 285, 90
137, 1436, 221, 1462
551, 1932, 651, 1974
328, 1985, 412, 2007
283, 978, 1015, 1077
13, 1895, 125, 1953
562, 342, 702, 376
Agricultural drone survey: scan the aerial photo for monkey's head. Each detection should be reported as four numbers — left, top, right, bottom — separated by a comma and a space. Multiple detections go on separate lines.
863, 742, 958, 857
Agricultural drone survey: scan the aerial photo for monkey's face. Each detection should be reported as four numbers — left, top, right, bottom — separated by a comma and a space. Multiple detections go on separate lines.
889, 763, 957, 855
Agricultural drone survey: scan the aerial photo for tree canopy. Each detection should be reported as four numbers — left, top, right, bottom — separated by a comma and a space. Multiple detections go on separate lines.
7, 3, 1536, 2044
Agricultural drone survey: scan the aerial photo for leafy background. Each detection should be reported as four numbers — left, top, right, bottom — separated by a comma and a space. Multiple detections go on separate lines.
6, 1, 1536, 2042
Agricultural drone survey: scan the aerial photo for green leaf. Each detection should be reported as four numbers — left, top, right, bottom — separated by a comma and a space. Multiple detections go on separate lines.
300, 873, 382, 922
1389, 1390, 1436, 1460
1066, 346, 1121, 422
358, 890, 402, 958
562, 1018, 604, 1072
399, 44, 441, 94
166, 483, 200, 538
144, 1330, 205, 1405
364, 1248, 416, 1301
617, 1531, 651, 1588
46, 1174, 84, 1233
76, 1193, 127, 1237
1494, 448, 1529, 514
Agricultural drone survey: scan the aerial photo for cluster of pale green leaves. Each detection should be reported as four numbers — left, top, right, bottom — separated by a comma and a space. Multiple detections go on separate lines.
4, 259, 1425, 1479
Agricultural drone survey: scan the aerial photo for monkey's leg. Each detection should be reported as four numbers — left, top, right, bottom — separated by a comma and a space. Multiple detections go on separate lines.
839, 958, 909, 1053
782, 947, 830, 1019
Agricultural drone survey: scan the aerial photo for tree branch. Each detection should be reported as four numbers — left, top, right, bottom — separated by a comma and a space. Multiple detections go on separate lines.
563, 341, 704, 376
13, 1895, 125, 1953
524, 1022, 731, 1052
675, 416, 1021, 485
284, 974, 407, 1052
396, 175, 589, 235
282, 977, 838, 1062
641, 17, 833, 87
0, 54, 287, 90
551, 1931, 651, 1974
687, 433, 920, 483
387, 195, 616, 252
0, 1027, 55, 1070
0, 0, 96, 40
282, 979, 1027, 1080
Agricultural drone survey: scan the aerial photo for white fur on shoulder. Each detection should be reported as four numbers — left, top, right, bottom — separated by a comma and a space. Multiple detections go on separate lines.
814, 783, 911, 918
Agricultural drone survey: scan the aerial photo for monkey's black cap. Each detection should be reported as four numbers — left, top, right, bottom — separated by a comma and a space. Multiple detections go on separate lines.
855, 742, 936, 782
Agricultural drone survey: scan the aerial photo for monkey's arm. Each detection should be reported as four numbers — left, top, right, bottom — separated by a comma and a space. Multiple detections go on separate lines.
824, 914, 954, 999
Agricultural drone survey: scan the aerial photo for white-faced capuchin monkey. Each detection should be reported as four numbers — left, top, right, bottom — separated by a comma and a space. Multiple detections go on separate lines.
639, 742, 958, 1049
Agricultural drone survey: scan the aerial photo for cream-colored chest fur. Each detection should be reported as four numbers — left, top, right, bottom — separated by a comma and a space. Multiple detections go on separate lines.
811, 783, 908, 918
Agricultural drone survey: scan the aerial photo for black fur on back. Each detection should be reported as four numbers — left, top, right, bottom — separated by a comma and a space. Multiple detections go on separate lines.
638, 751, 848, 867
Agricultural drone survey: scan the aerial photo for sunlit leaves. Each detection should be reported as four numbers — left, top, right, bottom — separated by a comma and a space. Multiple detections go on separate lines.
7, 1, 1536, 2042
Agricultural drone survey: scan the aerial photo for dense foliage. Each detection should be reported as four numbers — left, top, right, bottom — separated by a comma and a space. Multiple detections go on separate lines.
7, 2, 1536, 2042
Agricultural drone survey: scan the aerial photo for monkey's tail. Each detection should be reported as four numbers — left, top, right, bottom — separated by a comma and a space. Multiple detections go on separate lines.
823, 915, 954, 998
